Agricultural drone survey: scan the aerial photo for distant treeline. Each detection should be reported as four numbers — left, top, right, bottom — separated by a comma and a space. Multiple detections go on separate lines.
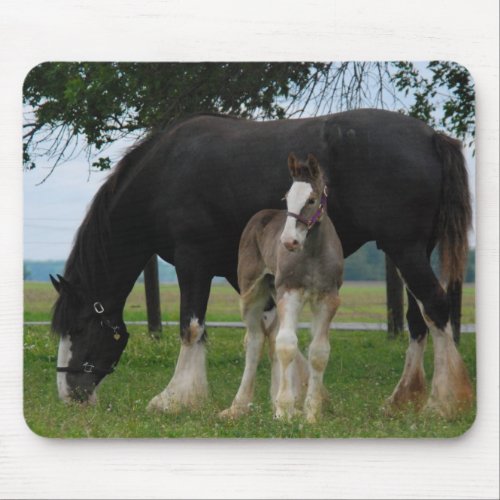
24, 243, 475, 283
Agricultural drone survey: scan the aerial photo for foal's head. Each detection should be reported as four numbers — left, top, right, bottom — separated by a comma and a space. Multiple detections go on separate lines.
281, 153, 328, 252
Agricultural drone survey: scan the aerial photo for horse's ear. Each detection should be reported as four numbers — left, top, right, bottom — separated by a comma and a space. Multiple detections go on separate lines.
54, 274, 77, 297
288, 153, 298, 177
50, 274, 61, 293
307, 153, 320, 178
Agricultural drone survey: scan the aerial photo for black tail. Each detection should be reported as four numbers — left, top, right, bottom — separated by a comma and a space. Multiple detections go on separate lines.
433, 133, 472, 285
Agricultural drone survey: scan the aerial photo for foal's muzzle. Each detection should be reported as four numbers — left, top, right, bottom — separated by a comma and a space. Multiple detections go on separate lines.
283, 239, 301, 252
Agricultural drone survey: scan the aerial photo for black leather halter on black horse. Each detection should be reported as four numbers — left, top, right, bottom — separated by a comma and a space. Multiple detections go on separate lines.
56, 301, 128, 376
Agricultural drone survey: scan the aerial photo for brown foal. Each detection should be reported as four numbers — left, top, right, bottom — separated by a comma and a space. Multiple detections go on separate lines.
220, 153, 344, 422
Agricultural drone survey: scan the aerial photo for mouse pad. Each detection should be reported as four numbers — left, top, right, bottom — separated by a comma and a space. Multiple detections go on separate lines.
23, 61, 476, 437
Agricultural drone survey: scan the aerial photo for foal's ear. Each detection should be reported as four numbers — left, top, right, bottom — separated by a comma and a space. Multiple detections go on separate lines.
307, 153, 320, 178
288, 152, 298, 177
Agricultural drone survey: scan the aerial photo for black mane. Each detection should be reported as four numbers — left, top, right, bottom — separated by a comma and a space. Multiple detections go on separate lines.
51, 132, 159, 335
51, 112, 241, 335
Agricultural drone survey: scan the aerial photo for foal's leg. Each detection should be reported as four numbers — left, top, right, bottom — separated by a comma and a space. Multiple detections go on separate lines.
385, 291, 428, 411
268, 308, 309, 413
148, 255, 212, 413
274, 289, 305, 419
305, 292, 340, 423
388, 246, 473, 418
219, 277, 270, 418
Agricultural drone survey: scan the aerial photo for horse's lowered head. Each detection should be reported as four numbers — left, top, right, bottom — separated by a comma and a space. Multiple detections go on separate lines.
281, 153, 328, 252
50, 274, 129, 404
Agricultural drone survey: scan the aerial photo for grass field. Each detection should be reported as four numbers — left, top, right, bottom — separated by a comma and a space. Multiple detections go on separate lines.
24, 280, 476, 324
23, 281, 476, 438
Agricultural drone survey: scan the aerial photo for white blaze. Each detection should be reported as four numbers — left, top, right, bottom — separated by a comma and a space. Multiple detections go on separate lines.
57, 334, 72, 402
280, 181, 312, 248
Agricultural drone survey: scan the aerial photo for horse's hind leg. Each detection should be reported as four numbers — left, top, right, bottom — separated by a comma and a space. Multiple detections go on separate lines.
219, 275, 271, 418
388, 246, 473, 418
147, 254, 212, 413
304, 292, 341, 423
385, 291, 428, 412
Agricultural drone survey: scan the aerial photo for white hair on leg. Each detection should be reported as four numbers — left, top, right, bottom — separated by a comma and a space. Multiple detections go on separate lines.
147, 317, 209, 413
412, 299, 473, 417
386, 335, 427, 411
268, 318, 309, 414
274, 290, 304, 420
219, 304, 266, 418
426, 321, 473, 417
304, 294, 339, 422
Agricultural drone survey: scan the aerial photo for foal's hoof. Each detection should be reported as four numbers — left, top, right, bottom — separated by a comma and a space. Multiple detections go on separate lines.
274, 405, 300, 421
305, 412, 319, 424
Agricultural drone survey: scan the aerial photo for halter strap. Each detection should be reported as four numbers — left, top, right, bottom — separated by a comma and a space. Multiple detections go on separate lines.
287, 188, 328, 230
56, 300, 127, 376
57, 363, 115, 376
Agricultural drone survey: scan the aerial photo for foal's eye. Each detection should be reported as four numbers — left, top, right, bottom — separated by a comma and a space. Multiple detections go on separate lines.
308, 198, 316, 205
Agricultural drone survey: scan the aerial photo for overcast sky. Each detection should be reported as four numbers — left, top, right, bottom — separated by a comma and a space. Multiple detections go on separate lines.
23, 118, 476, 261
23, 140, 133, 260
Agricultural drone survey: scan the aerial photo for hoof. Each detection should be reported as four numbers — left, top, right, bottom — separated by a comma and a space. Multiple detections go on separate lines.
385, 374, 427, 415
274, 404, 300, 421
304, 396, 323, 423
146, 393, 181, 413
423, 393, 474, 420
147, 386, 208, 413
305, 411, 319, 424
218, 404, 251, 420
383, 390, 426, 416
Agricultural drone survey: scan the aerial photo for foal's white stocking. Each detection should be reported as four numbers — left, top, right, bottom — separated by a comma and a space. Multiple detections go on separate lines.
219, 299, 266, 418
304, 294, 339, 422
275, 290, 304, 419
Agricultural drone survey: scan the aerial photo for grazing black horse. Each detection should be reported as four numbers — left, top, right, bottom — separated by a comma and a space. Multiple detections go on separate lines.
51, 109, 473, 418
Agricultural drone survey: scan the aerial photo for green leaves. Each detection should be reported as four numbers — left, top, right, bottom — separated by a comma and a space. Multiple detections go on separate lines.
393, 61, 474, 146
23, 62, 475, 175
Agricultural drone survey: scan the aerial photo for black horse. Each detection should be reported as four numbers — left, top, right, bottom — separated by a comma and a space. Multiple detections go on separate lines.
51, 109, 473, 418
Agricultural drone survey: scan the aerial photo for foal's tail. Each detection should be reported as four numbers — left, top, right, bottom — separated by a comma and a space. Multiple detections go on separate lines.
433, 133, 472, 284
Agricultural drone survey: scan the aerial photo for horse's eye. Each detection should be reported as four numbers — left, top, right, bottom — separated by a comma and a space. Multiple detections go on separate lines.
308, 198, 315, 205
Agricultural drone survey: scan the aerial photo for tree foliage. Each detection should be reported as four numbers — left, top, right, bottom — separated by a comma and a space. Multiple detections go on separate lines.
23, 61, 474, 179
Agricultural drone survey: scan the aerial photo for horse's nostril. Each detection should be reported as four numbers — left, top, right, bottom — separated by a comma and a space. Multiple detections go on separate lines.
292, 239, 298, 246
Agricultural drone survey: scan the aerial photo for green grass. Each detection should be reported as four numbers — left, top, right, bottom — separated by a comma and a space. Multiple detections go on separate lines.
23, 281, 476, 438
24, 281, 476, 324
24, 324, 476, 438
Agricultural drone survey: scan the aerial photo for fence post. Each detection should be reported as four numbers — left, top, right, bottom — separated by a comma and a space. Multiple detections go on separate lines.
447, 280, 463, 344
385, 255, 404, 339
144, 254, 162, 338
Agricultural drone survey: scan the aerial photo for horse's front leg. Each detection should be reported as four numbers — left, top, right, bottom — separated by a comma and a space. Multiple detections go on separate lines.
274, 289, 304, 420
147, 258, 212, 413
305, 292, 340, 423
